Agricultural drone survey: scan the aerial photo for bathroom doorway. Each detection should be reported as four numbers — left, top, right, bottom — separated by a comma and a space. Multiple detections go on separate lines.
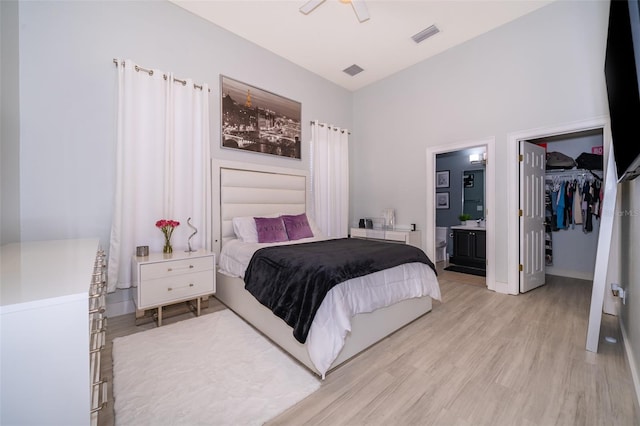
425, 138, 495, 291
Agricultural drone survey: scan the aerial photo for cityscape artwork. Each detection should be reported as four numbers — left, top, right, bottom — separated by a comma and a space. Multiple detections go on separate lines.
220, 76, 301, 159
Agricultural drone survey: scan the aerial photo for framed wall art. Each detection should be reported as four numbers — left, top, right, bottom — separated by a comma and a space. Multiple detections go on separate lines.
436, 192, 450, 209
220, 75, 301, 159
436, 170, 450, 188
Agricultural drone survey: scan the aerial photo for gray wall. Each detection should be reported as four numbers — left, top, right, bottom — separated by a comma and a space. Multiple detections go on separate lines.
11, 0, 352, 248
620, 180, 640, 405
1, 0, 21, 244
435, 150, 485, 227
351, 0, 610, 286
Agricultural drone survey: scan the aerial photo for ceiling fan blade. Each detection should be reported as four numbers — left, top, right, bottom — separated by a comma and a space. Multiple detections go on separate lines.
300, 0, 326, 15
351, 0, 370, 23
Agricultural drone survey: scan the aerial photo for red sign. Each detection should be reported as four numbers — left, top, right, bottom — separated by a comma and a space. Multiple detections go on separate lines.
592, 146, 603, 155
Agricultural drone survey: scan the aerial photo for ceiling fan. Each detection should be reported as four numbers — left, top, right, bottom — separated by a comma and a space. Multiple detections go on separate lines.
300, 0, 370, 23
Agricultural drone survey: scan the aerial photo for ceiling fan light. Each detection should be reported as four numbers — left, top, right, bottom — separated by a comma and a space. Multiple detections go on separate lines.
412, 24, 440, 44
300, 0, 326, 15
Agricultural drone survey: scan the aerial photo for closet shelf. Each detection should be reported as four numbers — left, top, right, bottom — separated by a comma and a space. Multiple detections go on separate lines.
545, 168, 602, 181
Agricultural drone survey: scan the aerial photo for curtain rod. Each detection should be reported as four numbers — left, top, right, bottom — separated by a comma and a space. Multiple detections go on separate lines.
113, 59, 210, 93
310, 120, 351, 135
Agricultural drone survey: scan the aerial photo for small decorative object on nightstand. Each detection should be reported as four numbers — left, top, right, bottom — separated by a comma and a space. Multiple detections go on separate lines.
132, 250, 215, 326
156, 219, 180, 254
186, 217, 198, 253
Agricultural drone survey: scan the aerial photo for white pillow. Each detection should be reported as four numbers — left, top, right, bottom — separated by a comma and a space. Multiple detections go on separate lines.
232, 216, 258, 243
232, 213, 280, 243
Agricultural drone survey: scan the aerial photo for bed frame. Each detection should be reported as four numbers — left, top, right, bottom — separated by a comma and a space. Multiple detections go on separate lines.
212, 161, 433, 377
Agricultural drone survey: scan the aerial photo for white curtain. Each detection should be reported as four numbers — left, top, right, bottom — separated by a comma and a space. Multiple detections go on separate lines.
310, 120, 349, 238
108, 59, 211, 292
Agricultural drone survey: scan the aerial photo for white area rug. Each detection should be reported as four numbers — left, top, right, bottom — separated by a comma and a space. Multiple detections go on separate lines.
112, 309, 321, 426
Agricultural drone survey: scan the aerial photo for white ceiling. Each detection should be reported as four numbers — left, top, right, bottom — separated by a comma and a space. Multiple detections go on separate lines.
170, 0, 554, 91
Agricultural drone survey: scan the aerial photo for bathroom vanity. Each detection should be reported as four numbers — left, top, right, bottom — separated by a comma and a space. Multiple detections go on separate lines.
450, 225, 486, 270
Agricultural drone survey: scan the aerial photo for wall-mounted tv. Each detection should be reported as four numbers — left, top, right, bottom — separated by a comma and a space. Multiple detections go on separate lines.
604, 0, 640, 181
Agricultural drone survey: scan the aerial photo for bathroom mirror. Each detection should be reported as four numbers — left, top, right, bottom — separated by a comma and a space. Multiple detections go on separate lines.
462, 169, 485, 220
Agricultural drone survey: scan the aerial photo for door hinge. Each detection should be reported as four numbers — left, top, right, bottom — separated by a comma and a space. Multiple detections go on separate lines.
519, 154, 524, 162
519, 264, 523, 272
519, 209, 523, 217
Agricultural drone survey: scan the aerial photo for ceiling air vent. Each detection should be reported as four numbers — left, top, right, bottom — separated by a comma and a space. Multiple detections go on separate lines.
343, 64, 364, 77
412, 24, 440, 44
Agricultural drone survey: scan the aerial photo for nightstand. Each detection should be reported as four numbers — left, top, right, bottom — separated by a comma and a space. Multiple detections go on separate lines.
350, 227, 422, 248
132, 250, 215, 326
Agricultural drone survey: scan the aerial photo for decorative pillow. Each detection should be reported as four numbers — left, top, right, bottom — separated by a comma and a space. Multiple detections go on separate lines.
281, 213, 314, 240
254, 217, 289, 243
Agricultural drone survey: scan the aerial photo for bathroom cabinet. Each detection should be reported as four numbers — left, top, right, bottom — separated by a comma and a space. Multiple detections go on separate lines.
450, 228, 486, 269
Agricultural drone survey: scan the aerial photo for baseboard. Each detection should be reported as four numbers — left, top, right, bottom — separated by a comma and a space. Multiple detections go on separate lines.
619, 318, 640, 413
545, 267, 593, 281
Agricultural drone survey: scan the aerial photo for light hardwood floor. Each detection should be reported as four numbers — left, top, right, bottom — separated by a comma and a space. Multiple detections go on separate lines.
99, 268, 639, 426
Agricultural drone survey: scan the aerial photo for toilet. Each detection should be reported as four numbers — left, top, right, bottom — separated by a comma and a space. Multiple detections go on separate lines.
435, 226, 448, 265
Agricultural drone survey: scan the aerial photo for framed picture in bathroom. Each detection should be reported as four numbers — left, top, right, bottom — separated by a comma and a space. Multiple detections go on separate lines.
436, 170, 450, 188
436, 192, 450, 209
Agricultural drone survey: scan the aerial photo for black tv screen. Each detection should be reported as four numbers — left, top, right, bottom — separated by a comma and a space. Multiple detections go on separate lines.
605, 0, 640, 181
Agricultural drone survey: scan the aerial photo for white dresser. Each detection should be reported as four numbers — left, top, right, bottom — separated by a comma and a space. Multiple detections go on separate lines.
350, 227, 422, 248
132, 250, 215, 326
0, 239, 107, 426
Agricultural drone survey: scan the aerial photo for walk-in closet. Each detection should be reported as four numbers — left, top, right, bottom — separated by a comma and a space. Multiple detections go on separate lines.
527, 129, 604, 282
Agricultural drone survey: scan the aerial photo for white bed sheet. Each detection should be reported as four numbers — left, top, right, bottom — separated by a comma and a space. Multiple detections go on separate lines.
218, 238, 441, 376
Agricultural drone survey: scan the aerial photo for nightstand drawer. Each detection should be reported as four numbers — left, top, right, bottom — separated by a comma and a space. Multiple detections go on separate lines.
139, 270, 214, 308
140, 256, 213, 280
384, 231, 407, 242
350, 228, 367, 238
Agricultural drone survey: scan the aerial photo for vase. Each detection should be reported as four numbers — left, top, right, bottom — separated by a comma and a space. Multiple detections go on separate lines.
163, 239, 173, 254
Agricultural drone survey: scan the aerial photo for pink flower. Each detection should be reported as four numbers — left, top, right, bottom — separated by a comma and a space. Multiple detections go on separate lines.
156, 219, 180, 240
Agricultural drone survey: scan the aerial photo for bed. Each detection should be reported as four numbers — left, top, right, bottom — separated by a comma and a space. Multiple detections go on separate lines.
213, 164, 441, 378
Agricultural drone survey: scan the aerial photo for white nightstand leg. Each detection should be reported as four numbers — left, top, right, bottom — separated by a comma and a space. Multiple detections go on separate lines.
197, 297, 201, 316
157, 306, 163, 326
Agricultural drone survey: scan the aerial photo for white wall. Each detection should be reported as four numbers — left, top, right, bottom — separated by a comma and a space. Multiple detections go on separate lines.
351, 0, 610, 286
1, 0, 21, 244
14, 0, 352, 249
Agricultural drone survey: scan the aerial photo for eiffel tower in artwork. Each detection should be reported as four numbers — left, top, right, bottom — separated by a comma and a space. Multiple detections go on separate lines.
245, 89, 252, 108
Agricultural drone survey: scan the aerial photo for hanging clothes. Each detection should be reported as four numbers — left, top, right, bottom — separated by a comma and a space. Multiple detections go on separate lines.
573, 181, 583, 224
565, 181, 574, 229
582, 180, 593, 233
546, 171, 600, 234
556, 181, 566, 229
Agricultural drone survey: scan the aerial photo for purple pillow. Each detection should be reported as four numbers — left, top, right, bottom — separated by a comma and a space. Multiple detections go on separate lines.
254, 217, 289, 243
281, 213, 314, 241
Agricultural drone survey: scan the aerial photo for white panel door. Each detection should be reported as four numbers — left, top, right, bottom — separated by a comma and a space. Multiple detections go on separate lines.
519, 141, 546, 293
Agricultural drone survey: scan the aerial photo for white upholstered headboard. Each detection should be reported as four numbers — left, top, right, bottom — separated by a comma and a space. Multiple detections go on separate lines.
212, 160, 309, 257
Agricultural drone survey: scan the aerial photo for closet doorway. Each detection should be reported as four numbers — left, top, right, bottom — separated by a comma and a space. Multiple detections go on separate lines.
509, 118, 620, 353
425, 138, 496, 292
519, 129, 604, 293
